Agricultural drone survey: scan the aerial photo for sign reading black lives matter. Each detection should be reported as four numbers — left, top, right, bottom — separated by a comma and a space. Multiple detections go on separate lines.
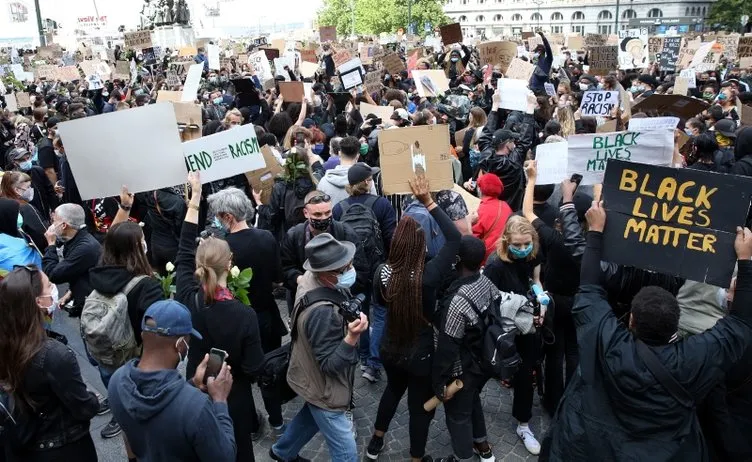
602, 160, 752, 287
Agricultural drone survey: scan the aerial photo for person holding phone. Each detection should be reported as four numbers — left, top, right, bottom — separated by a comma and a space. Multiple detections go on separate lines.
107, 300, 237, 462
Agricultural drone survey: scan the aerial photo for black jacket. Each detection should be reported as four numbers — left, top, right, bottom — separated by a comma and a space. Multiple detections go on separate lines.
543, 233, 752, 462
42, 229, 102, 310
88, 266, 164, 345
281, 220, 370, 295
24, 166, 57, 220
532, 202, 584, 296
5, 339, 99, 456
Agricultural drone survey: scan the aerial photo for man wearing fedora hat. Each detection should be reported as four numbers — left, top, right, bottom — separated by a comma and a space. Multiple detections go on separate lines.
271, 233, 368, 462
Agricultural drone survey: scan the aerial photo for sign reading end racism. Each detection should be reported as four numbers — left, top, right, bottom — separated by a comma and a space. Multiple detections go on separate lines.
602, 160, 752, 287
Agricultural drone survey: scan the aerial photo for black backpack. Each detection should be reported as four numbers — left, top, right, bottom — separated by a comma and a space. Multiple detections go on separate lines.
456, 293, 521, 381
282, 178, 314, 230
338, 196, 385, 275
258, 287, 348, 402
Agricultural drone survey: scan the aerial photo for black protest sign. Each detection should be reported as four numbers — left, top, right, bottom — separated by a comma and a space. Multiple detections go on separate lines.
602, 160, 752, 287
142, 47, 157, 66
659, 37, 682, 73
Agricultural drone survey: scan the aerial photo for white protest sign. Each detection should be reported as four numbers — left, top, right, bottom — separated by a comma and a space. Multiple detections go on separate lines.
5, 93, 18, 112
497, 78, 533, 114
679, 68, 697, 89
180, 63, 204, 102
299, 61, 318, 78
360, 103, 394, 122
57, 104, 186, 200
274, 57, 295, 78
249, 51, 272, 82
580, 91, 619, 117
207, 44, 220, 70
627, 117, 679, 132
566, 130, 674, 185
535, 141, 569, 185
183, 124, 265, 184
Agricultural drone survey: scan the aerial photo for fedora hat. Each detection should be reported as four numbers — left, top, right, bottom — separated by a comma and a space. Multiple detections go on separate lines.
303, 233, 356, 272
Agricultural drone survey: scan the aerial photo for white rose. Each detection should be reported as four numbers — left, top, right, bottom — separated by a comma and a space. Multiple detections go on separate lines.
165, 262, 175, 272
230, 266, 240, 278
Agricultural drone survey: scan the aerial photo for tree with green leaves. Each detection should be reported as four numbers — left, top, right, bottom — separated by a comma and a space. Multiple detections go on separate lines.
317, 0, 450, 37
706, 0, 749, 32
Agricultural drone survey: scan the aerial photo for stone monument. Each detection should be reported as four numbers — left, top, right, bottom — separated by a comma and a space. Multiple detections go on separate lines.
140, 0, 195, 49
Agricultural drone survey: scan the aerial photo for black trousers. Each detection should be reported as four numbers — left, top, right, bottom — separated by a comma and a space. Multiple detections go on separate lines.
513, 332, 541, 423
6, 434, 97, 462
444, 370, 489, 460
373, 358, 435, 458
543, 294, 578, 414
256, 310, 284, 428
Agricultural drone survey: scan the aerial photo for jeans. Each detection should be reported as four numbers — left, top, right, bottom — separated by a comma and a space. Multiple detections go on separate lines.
273, 403, 357, 462
444, 370, 489, 460
366, 302, 386, 370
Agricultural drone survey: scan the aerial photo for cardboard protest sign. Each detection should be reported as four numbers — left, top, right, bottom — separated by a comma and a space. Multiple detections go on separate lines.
124, 31, 152, 50
648, 37, 664, 57
34, 65, 57, 80
580, 91, 619, 117
279, 81, 305, 102
359, 45, 375, 65
658, 36, 682, 73
690, 41, 721, 72
715, 34, 740, 60
588, 46, 618, 75
364, 68, 383, 96
737, 36, 752, 68
679, 69, 696, 89
332, 50, 352, 68
566, 35, 584, 50
5, 93, 18, 112
627, 117, 679, 132
566, 130, 673, 185
299, 61, 319, 79
319, 26, 337, 43
534, 141, 569, 185
165, 71, 181, 87
585, 34, 607, 49
378, 124, 454, 195
477, 41, 517, 73
300, 48, 317, 63
673, 77, 690, 97
412, 70, 449, 98
245, 146, 283, 204
677, 37, 702, 69
360, 103, 394, 122
440, 23, 463, 46
55, 66, 81, 81
618, 29, 648, 69
179, 46, 198, 57
15, 92, 31, 108
527, 35, 543, 52
381, 53, 405, 75
172, 102, 202, 127
602, 160, 752, 287
249, 51, 273, 82
183, 124, 265, 184
57, 104, 186, 200
113, 61, 130, 80
632, 94, 709, 120
157, 91, 183, 103
597, 119, 618, 134
505, 58, 535, 81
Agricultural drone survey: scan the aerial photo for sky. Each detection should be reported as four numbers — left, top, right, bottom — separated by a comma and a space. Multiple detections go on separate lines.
35, 0, 324, 31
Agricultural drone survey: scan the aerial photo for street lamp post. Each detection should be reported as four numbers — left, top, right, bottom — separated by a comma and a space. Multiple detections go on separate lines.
614, 0, 620, 34
34, 0, 45, 46
532, 0, 543, 30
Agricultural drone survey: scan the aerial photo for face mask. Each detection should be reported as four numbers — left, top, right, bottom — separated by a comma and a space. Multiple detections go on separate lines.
176, 337, 189, 364
717, 93, 727, 101
102, 91, 109, 97
450, 57, 459, 63
630, 86, 639, 93
312, 143, 324, 155
579, 83, 589, 91
209, 77, 218, 84
703, 93, 715, 100
19, 160, 32, 171
213, 97, 223, 105
597, 83, 604, 90
336, 267, 357, 290
637, 85, 646, 91
134, 89, 144, 96
17, 213, 23, 229
684, 128, 694, 136
359, 143, 369, 156
509, 243, 533, 259
309, 216, 332, 231
40, 285, 59, 330
142, 240, 148, 255
20, 187, 34, 202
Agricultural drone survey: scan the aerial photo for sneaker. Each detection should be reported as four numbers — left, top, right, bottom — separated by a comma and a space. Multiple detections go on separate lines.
97, 398, 111, 416
362, 366, 381, 383
100, 417, 122, 439
345, 410, 357, 439
516, 425, 541, 455
272, 423, 287, 439
360, 364, 367, 372
365, 435, 384, 460
269, 448, 312, 462
473, 442, 496, 461
251, 417, 266, 442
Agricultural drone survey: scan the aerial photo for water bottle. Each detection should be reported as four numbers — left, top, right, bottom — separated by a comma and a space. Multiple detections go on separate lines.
530, 281, 550, 306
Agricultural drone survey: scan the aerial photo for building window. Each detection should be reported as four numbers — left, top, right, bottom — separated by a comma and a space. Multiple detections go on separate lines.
459, 15, 468, 22
461, 0, 468, 4
598, 24, 612, 34
572, 25, 584, 34
551, 12, 564, 21
622, 9, 636, 19
572, 11, 585, 21
476, 14, 485, 22
552, 25, 563, 33
9, 2, 28, 23
702, 6, 706, 15
512, 13, 523, 21
648, 8, 663, 18
493, 14, 503, 21
531, 12, 543, 22
597, 10, 612, 20
478, 0, 485, 4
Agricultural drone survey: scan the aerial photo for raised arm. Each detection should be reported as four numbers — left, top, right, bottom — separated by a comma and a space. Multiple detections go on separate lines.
580, 201, 606, 287
522, 160, 538, 223
175, 173, 202, 306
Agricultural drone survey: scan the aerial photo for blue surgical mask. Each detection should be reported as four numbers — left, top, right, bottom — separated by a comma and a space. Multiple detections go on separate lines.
19, 160, 32, 171
17, 213, 24, 229
213, 217, 227, 230
684, 128, 693, 136
336, 267, 357, 290
312, 143, 324, 155
717, 93, 727, 101
213, 97, 223, 105
509, 244, 533, 259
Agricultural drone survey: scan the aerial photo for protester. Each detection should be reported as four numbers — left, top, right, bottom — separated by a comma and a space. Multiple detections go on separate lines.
0, 198, 42, 270
0, 171, 49, 251
6, 147, 57, 219
107, 299, 238, 462
318, 137, 378, 205
0, 266, 100, 461
471, 173, 512, 264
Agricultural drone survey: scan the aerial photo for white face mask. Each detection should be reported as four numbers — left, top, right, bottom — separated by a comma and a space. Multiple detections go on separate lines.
39, 284, 59, 314
579, 82, 589, 91
142, 240, 148, 255
19, 187, 34, 202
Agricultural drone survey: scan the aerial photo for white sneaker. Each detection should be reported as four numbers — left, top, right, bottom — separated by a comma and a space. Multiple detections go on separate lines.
516, 425, 541, 455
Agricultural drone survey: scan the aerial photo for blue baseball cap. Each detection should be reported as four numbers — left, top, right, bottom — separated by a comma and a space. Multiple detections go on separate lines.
141, 300, 202, 339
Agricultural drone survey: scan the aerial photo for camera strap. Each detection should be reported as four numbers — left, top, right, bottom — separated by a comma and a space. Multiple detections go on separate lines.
635, 340, 694, 409
290, 287, 349, 341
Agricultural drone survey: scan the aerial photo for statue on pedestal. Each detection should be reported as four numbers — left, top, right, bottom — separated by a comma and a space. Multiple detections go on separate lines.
174, 0, 191, 25
140, 0, 190, 28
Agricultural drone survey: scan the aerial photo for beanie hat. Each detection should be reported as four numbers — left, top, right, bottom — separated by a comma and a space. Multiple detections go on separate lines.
478, 174, 504, 198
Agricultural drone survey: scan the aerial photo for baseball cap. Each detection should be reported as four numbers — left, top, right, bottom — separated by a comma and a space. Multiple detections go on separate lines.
714, 119, 737, 138
390, 108, 410, 122
348, 162, 380, 185
8, 147, 30, 161
46, 117, 60, 129
141, 300, 202, 339
492, 129, 520, 146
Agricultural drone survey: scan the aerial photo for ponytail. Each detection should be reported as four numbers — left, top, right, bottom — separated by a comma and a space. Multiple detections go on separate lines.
194, 237, 233, 305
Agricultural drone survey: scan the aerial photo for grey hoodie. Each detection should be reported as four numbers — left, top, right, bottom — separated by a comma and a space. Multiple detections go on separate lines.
107, 360, 236, 462
317, 164, 377, 206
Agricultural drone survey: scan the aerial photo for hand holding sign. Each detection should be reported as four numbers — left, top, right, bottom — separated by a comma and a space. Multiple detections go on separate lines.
736, 227, 752, 260
586, 201, 606, 233
524, 160, 537, 181
408, 171, 431, 206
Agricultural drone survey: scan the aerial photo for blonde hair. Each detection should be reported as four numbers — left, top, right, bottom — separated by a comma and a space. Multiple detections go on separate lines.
194, 237, 233, 305
223, 108, 243, 125
13, 116, 31, 127
556, 106, 576, 138
496, 215, 539, 263
345, 179, 370, 197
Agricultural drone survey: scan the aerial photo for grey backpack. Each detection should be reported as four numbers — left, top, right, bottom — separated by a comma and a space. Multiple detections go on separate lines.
81, 276, 147, 368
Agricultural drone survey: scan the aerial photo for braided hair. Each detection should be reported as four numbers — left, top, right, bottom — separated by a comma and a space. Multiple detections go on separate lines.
383, 216, 427, 349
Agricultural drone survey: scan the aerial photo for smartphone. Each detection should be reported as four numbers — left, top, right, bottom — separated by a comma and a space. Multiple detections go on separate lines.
204, 348, 228, 384
570, 174, 583, 186
370, 117, 382, 126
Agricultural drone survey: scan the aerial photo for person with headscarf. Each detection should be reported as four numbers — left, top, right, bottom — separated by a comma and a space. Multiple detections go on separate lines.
0, 198, 43, 271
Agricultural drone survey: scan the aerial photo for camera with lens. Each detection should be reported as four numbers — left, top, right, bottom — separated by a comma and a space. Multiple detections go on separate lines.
339, 294, 365, 323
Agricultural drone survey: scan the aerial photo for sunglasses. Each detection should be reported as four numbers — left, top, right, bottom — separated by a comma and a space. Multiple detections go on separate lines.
305, 193, 331, 206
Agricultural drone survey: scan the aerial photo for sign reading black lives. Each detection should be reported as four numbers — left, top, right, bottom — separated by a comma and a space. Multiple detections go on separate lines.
602, 160, 752, 288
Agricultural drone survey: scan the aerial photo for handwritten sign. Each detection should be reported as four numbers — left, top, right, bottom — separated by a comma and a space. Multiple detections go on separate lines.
477, 41, 517, 73
627, 117, 679, 132
381, 52, 405, 75
618, 29, 648, 69
505, 57, 535, 81
183, 124, 265, 184
580, 91, 619, 117
332, 50, 352, 68
602, 160, 752, 287
319, 26, 337, 43
658, 37, 682, 72
124, 31, 152, 50
737, 36, 752, 68
588, 46, 618, 75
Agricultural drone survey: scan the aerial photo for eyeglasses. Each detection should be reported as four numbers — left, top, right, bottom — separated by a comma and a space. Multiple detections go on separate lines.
305, 193, 331, 206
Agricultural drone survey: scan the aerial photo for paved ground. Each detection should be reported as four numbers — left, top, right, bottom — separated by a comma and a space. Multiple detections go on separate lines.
55, 300, 548, 461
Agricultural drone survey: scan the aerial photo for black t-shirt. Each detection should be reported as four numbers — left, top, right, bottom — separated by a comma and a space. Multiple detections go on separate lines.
224, 228, 283, 314
36, 138, 59, 178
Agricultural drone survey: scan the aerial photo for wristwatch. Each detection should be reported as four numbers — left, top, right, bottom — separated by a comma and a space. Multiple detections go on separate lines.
119, 203, 132, 211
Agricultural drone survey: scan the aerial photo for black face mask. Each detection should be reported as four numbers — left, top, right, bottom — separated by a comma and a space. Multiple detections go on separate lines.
309, 216, 332, 231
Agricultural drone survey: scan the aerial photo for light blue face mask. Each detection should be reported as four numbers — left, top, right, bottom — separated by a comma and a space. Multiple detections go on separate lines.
17, 213, 24, 229
509, 244, 533, 259
336, 267, 357, 290
19, 160, 33, 171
